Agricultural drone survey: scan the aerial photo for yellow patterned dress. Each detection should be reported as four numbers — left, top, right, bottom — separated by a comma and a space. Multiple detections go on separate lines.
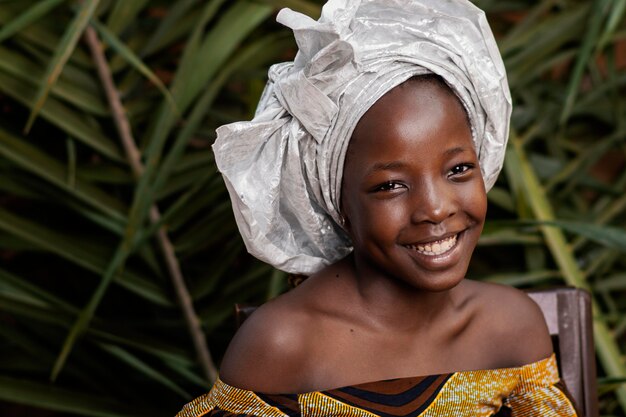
177, 354, 578, 417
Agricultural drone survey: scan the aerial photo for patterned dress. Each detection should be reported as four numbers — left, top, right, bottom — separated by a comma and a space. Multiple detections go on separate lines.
177, 354, 578, 417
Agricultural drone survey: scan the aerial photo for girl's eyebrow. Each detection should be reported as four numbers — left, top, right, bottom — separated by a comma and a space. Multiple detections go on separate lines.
445, 146, 472, 156
368, 161, 407, 174
368, 146, 473, 173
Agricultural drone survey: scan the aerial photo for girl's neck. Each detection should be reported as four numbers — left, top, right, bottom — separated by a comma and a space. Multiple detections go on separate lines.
337, 255, 465, 333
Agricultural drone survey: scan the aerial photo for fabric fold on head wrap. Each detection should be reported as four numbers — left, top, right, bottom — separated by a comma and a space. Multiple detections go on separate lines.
213, 0, 512, 275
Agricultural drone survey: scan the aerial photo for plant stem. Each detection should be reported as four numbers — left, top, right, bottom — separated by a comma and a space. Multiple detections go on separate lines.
509, 133, 626, 412
84, 25, 217, 383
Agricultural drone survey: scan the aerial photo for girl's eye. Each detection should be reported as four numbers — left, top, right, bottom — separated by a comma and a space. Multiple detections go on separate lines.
449, 163, 473, 176
375, 181, 404, 192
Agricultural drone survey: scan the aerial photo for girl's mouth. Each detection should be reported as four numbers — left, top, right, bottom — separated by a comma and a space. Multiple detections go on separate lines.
405, 234, 458, 256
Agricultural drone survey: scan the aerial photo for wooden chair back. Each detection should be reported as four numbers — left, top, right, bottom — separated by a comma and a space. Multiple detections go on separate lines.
236, 287, 598, 416
527, 287, 598, 417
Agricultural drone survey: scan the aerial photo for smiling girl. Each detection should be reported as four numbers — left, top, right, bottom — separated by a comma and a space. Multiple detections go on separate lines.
178, 1, 579, 416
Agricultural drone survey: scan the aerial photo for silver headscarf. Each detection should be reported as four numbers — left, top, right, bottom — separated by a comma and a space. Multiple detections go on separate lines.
213, 0, 512, 275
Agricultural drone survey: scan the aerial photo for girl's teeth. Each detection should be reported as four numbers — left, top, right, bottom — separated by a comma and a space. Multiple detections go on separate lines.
411, 235, 457, 256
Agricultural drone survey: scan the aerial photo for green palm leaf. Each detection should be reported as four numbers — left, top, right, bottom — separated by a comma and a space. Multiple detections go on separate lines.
25, 0, 101, 132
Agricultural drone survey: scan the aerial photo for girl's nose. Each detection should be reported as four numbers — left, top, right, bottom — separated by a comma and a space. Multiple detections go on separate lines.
410, 181, 457, 224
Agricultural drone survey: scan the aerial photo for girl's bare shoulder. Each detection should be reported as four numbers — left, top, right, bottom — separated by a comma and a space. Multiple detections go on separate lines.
218, 290, 314, 392
218, 269, 345, 393
461, 280, 553, 367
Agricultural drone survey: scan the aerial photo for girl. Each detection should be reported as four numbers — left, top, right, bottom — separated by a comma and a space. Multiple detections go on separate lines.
179, 0, 579, 415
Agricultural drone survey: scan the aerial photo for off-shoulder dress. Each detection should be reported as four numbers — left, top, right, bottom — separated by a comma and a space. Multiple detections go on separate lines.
177, 354, 578, 417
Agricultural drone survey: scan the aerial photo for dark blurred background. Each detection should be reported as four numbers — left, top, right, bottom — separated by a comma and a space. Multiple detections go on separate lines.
0, 0, 625, 415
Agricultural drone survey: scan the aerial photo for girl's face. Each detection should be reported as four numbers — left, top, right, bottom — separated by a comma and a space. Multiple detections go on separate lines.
341, 78, 487, 292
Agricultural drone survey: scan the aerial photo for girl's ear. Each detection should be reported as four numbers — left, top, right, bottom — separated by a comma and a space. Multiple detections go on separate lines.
339, 189, 353, 236
339, 211, 352, 236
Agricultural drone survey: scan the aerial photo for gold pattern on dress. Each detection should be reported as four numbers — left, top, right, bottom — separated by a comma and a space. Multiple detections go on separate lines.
421, 355, 575, 417
299, 392, 379, 417
177, 379, 288, 417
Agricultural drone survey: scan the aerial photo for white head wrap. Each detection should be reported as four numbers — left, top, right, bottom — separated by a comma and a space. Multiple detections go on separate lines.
213, 0, 512, 275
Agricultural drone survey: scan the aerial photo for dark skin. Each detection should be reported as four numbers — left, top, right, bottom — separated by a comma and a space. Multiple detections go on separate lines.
219, 77, 552, 394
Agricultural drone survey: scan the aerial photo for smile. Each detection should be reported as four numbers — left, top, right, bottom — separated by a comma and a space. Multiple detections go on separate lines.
405, 234, 458, 256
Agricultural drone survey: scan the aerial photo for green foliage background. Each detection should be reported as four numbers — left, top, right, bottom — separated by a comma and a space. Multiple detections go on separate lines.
0, 0, 624, 416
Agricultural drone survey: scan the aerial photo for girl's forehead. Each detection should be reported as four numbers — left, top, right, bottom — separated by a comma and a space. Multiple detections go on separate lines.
359, 76, 466, 126
344, 78, 474, 172
350, 78, 469, 147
